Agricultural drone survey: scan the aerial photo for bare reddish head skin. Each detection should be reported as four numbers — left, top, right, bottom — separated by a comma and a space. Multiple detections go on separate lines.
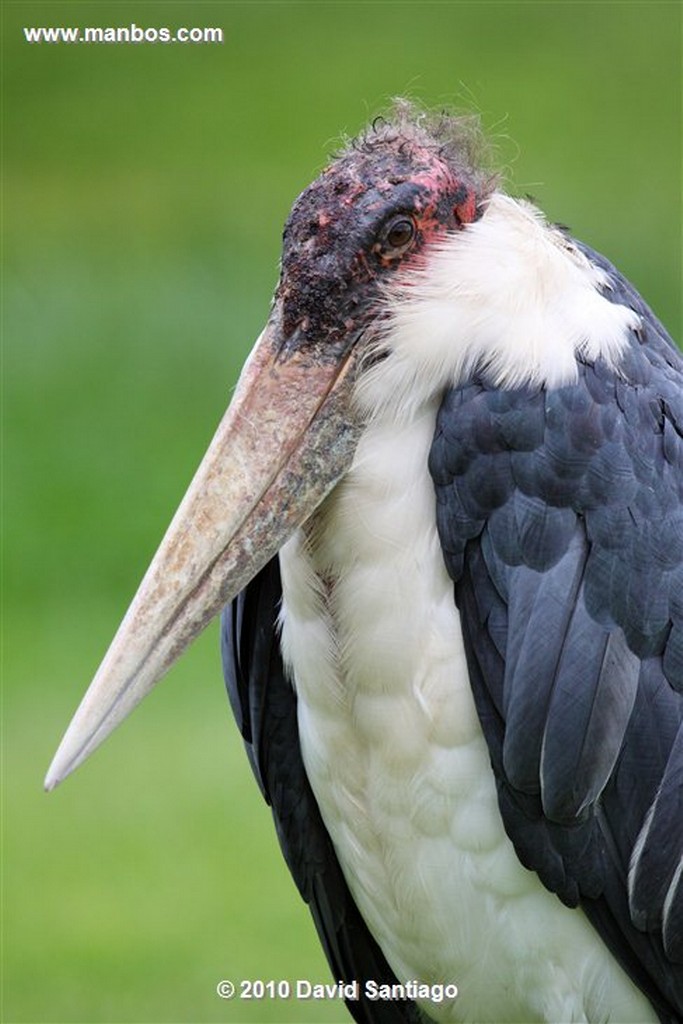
275, 118, 489, 362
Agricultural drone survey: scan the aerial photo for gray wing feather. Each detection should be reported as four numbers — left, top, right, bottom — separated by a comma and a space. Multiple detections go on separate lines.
430, 243, 683, 1021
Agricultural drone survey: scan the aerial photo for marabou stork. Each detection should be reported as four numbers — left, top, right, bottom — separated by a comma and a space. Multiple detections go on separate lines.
46, 104, 683, 1024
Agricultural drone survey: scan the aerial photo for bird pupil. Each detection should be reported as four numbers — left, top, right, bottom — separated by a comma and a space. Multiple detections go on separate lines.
387, 219, 413, 249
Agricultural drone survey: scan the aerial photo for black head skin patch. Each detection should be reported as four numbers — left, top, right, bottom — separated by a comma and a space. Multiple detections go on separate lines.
275, 108, 494, 362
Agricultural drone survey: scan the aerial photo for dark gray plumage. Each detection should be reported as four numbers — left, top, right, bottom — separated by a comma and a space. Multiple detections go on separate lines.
430, 246, 683, 1022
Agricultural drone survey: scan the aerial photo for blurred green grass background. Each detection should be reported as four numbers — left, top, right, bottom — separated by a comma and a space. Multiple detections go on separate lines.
3, 2, 680, 1022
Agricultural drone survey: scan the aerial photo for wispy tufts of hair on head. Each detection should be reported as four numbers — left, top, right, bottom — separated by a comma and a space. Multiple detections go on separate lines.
340, 97, 499, 196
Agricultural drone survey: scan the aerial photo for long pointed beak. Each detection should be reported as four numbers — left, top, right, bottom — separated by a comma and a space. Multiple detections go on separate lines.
45, 308, 361, 790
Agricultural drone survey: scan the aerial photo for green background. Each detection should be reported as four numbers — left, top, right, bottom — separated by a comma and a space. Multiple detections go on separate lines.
3, 2, 681, 1022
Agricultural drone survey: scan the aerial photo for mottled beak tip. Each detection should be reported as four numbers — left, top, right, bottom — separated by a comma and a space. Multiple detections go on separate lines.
44, 743, 75, 790
44, 771, 59, 793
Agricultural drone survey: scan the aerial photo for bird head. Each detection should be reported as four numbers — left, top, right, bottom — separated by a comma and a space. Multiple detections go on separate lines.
43, 107, 494, 788
277, 113, 486, 352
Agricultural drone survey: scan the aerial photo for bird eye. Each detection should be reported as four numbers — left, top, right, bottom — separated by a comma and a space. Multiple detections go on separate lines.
381, 216, 416, 255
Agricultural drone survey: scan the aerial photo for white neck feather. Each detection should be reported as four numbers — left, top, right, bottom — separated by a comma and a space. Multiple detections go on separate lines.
356, 193, 640, 422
